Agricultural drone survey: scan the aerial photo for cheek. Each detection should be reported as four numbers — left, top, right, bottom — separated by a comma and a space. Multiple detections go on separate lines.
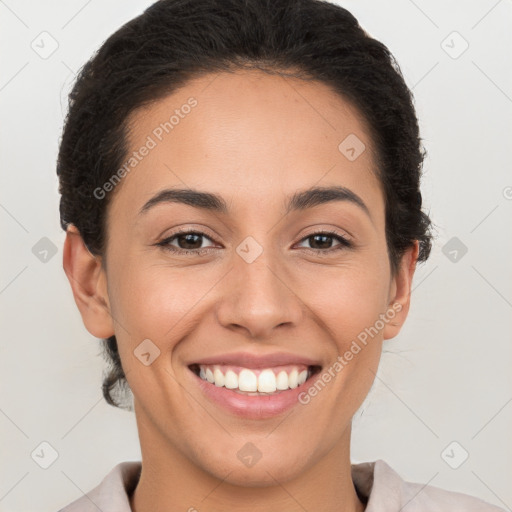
107, 257, 227, 359
113, 270, 192, 338
302, 262, 390, 342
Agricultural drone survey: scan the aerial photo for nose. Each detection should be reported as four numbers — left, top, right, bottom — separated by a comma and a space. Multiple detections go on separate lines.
215, 247, 304, 339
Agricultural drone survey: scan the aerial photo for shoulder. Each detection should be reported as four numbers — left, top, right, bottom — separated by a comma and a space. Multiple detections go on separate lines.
57, 460, 141, 512
351, 459, 507, 512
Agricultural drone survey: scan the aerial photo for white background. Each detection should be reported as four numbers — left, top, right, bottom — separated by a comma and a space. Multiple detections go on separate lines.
0, 1, 511, 510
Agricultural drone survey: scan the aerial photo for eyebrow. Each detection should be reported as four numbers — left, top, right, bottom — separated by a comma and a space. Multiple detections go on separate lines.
138, 185, 371, 220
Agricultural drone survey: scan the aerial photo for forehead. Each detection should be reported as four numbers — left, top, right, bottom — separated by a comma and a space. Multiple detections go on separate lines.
111, 69, 382, 220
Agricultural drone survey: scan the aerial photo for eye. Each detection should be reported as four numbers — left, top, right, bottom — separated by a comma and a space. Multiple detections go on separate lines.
156, 230, 217, 255
295, 230, 353, 252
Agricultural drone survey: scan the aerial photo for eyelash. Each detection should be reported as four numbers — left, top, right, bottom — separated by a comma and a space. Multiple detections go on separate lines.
155, 228, 353, 256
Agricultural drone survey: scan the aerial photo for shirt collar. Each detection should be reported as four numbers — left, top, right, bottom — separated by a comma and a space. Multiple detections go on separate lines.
59, 459, 388, 511
58, 458, 504, 511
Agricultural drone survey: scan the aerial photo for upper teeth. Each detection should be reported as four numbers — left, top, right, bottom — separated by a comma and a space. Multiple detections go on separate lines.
198, 365, 309, 393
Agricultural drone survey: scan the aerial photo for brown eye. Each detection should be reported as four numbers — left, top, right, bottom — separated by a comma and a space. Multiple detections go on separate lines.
174, 233, 205, 250
296, 231, 352, 252
156, 230, 217, 255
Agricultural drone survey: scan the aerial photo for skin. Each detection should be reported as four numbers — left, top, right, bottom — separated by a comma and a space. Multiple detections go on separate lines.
63, 68, 418, 512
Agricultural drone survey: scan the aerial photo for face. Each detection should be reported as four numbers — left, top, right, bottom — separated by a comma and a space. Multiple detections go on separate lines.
65, 68, 417, 486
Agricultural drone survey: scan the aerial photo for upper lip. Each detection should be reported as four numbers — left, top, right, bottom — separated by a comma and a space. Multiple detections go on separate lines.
189, 351, 322, 369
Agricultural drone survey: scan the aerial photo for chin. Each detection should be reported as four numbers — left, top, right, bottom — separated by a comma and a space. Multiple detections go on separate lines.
194, 443, 314, 488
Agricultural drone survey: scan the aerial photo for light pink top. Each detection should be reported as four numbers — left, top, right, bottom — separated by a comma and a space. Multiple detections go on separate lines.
58, 459, 506, 511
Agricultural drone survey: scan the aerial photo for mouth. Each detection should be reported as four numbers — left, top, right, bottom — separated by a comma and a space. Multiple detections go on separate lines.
187, 362, 323, 419
188, 363, 322, 396
186, 351, 324, 419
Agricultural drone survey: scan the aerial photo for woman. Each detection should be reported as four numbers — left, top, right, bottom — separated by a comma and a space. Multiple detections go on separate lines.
56, 0, 505, 510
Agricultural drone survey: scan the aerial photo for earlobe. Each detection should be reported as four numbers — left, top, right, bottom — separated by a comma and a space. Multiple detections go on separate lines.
62, 225, 115, 338
383, 240, 419, 340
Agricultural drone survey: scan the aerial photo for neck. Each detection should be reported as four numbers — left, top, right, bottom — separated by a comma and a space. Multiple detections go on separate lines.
130, 410, 366, 512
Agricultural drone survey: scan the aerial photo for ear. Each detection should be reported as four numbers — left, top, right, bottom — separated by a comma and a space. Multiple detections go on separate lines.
62, 224, 115, 338
382, 240, 419, 340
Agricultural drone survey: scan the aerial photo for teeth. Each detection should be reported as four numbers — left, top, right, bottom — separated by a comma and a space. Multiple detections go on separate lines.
196, 364, 312, 393
257, 369, 276, 392
276, 370, 289, 390
213, 368, 225, 387
224, 370, 238, 389
238, 369, 258, 392
288, 369, 298, 389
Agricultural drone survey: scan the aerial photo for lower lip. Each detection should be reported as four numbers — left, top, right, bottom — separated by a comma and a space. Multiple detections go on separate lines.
190, 368, 320, 420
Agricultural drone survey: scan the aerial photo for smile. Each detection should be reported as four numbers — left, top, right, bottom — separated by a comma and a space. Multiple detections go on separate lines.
188, 362, 322, 419
190, 363, 320, 394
